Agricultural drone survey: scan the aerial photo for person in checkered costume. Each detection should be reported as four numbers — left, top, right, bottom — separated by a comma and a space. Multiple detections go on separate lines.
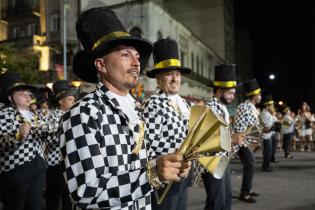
260, 95, 276, 172
42, 80, 77, 210
143, 38, 192, 210
0, 72, 47, 210
60, 8, 190, 210
199, 64, 245, 210
233, 78, 262, 203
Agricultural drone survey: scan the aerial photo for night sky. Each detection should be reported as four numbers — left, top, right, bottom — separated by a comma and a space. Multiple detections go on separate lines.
235, 0, 312, 111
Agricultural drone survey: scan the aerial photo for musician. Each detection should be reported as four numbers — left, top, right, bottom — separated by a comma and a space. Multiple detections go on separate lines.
281, 106, 295, 158
44, 80, 77, 210
233, 79, 261, 203
198, 64, 245, 210
260, 95, 276, 172
142, 38, 192, 210
60, 8, 190, 209
0, 72, 46, 210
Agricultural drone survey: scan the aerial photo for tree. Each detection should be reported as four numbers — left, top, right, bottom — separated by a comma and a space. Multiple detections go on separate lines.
0, 45, 44, 84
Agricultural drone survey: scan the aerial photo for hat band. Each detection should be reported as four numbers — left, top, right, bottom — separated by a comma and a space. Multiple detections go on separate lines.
154, 59, 181, 69
246, 88, 261, 97
91, 31, 130, 50
55, 90, 67, 99
213, 81, 237, 88
8, 82, 27, 90
264, 100, 274, 105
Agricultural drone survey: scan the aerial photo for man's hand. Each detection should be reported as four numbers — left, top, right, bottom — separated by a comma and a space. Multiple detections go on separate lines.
19, 122, 31, 140
231, 132, 246, 145
179, 160, 191, 179
156, 154, 184, 182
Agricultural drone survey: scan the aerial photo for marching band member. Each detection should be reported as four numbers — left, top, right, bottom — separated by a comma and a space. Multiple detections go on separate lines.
44, 80, 77, 210
0, 72, 46, 210
59, 8, 190, 210
197, 64, 244, 210
142, 38, 192, 210
260, 95, 276, 172
233, 79, 262, 203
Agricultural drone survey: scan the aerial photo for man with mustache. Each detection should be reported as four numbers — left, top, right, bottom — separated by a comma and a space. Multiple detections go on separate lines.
142, 38, 192, 210
198, 64, 245, 210
59, 8, 190, 210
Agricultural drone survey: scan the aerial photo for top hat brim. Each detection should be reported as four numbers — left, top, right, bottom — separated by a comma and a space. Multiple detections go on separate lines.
146, 66, 191, 78
52, 88, 78, 103
73, 37, 153, 83
5, 84, 38, 97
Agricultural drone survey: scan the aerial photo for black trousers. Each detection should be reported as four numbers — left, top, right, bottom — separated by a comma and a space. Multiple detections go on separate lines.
201, 164, 232, 210
238, 147, 255, 194
283, 133, 292, 157
0, 155, 46, 210
46, 164, 72, 210
271, 133, 278, 161
151, 176, 190, 210
262, 139, 272, 169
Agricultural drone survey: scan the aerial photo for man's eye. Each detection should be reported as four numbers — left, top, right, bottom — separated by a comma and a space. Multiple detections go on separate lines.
122, 53, 129, 57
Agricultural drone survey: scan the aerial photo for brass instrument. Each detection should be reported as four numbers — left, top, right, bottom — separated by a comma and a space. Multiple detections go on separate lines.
155, 105, 231, 204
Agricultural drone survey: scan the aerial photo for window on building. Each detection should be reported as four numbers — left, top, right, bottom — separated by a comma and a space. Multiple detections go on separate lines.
51, 14, 60, 32
129, 27, 142, 38
157, 30, 163, 40
180, 51, 186, 67
12, 26, 20, 38
27, 23, 37, 36
191, 52, 194, 71
196, 55, 200, 75
201, 58, 204, 77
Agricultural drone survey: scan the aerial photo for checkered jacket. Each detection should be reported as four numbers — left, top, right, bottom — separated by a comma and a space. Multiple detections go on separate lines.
207, 97, 229, 125
59, 82, 154, 210
142, 91, 189, 156
259, 109, 275, 139
194, 97, 230, 175
233, 100, 259, 133
0, 106, 45, 173
233, 100, 259, 148
39, 108, 65, 166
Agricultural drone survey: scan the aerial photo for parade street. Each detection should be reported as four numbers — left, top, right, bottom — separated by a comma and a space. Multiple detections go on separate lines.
188, 151, 315, 210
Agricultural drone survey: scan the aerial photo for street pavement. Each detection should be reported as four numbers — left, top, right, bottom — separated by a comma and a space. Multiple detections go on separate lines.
0, 151, 314, 210
188, 151, 315, 210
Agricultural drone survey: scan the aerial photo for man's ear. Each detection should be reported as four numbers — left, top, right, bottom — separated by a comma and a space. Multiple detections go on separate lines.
94, 58, 106, 74
8, 95, 12, 103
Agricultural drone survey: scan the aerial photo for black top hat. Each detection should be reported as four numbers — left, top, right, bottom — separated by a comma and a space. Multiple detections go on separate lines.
262, 94, 274, 106
243, 79, 261, 97
208, 64, 237, 88
34, 87, 52, 105
146, 38, 191, 78
72, 7, 153, 83
0, 72, 37, 101
52, 80, 78, 102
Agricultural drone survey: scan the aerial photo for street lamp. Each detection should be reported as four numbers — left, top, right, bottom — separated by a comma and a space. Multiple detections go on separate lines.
269, 74, 275, 80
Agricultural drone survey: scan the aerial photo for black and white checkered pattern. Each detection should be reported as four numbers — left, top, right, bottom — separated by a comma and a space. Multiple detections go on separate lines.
0, 106, 44, 172
259, 109, 275, 139
39, 108, 65, 166
142, 91, 189, 156
195, 97, 230, 175
233, 100, 259, 133
59, 82, 153, 209
207, 97, 229, 124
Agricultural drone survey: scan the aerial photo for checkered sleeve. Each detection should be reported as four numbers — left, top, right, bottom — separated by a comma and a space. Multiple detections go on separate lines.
233, 103, 256, 133
0, 109, 23, 153
142, 100, 167, 155
259, 111, 273, 129
60, 103, 151, 209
